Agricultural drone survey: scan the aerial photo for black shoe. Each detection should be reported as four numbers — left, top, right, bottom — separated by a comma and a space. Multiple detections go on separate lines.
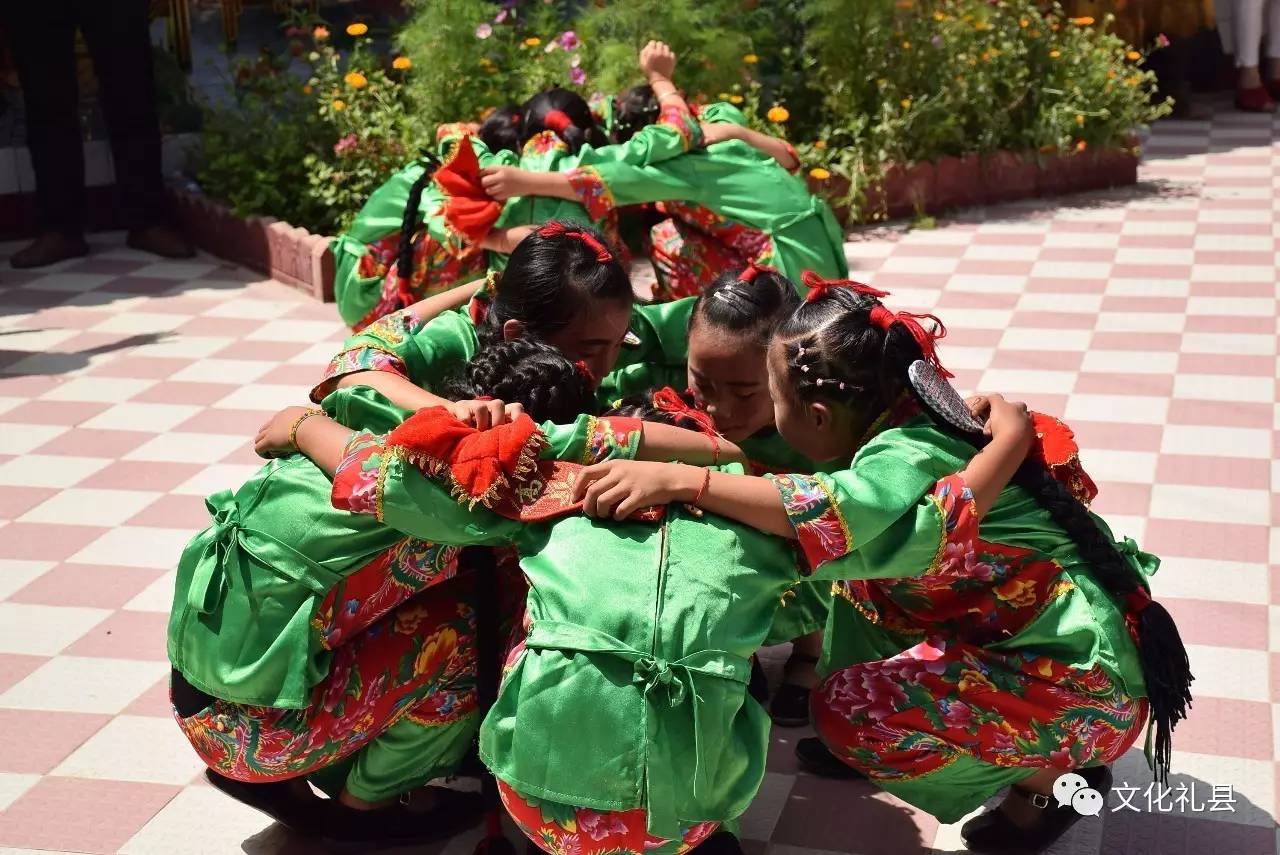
769, 683, 811, 727
960, 766, 1113, 854
794, 737, 864, 780
323, 786, 485, 845
748, 657, 769, 704
203, 769, 324, 833
694, 831, 744, 854
9, 232, 89, 269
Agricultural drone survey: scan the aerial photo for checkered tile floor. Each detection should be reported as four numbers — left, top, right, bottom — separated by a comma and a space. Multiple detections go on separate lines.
0, 98, 1277, 854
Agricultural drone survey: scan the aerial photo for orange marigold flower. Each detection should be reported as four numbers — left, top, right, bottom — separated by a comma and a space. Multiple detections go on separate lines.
331, 99, 346, 111
344, 71, 368, 89
766, 106, 789, 123
743, 53, 759, 64
1127, 50, 1142, 61
1049, 49, 1061, 58
524, 37, 542, 47
1070, 16, 1095, 25
392, 56, 412, 70
1076, 139, 1088, 151
346, 22, 368, 36
313, 26, 329, 40
809, 167, 831, 180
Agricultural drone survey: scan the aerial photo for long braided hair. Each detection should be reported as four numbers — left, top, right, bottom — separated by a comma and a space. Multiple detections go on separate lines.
393, 154, 441, 301
774, 281, 1193, 783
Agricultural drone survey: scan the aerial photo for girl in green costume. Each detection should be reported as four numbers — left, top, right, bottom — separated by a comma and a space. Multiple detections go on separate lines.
331, 41, 700, 330
570, 278, 1194, 853
479, 101, 847, 299
170, 337, 732, 845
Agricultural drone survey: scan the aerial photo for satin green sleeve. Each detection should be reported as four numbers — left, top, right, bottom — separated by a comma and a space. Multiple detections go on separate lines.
311, 307, 479, 402
572, 103, 703, 168
766, 425, 968, 582
696, 101, 750, 127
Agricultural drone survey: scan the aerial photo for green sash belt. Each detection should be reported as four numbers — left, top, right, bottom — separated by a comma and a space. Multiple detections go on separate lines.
186, 489, 345, 615
525, 620, 750, 838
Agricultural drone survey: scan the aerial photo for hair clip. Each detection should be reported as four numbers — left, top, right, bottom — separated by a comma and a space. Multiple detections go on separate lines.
800, 365, 810, 373
796, 346, 806, 357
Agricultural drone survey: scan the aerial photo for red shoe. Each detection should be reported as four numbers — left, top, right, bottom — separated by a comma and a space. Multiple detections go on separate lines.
1235, 84, 1276, 112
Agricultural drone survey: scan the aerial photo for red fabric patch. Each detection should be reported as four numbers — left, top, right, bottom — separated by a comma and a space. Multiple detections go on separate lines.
1030, 413, 1098, 505
386, 408, 541, 505
436, 136, 502, 249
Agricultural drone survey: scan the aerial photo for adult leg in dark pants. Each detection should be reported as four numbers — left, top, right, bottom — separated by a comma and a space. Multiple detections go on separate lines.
6, 0, 193, 268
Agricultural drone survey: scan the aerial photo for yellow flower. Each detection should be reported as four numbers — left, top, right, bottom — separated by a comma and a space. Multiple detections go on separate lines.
1071, 16, 1095, 25
302, 84, 313, 94
995, 578, 1037, 608
1076, 113, 1084, 125
1107, 69, 1117, 79
814, 139, 827, 149
900, 97, 912, 109
809, 167, 831, 180
346, 22, 368, 37
876, 78, 888, 87
1049, 49, 1061, 58
1019, 17, 1029, 27
1076, 139, 1088, 152
1125, 75, 1140, 86
524, 37, 541, 47
392, 56, 412, 70
331, 99, 346, 111
717, 92, 731, 100
981, 51, 991, 62
743, 53, 759, 64
958, 669, 996, 694
767, 106, 789, 123
1030, 29, 1041, 37
729, 94, 744, 104
1127, 50, 1141, 61
902, 40, 912, 50
934, 11, 946, 21
344, 71, 368, 89
313, 26, 329, 40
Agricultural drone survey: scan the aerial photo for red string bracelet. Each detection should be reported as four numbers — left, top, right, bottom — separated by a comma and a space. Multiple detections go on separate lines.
709, 434, 721, 466
692, 467, 711, 506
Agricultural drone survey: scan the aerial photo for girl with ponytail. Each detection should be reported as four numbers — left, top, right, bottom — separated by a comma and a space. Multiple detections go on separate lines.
570, 274, 1189, 852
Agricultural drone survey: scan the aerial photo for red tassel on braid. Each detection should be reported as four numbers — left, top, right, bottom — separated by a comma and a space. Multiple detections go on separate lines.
651, 387, 718, 436
543, 109, 573, 135
869, 304, 953, 379
801, 270, 890, 302
573, 360, 596, 385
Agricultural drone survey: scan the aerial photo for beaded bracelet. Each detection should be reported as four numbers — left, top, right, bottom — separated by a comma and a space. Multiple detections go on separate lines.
289, 408, 326, 449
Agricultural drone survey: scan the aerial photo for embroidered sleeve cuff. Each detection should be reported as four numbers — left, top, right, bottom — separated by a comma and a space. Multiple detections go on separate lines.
435, 122, 474, 143
656, 102, 702, 151
332, 430, 389, 520
767, 473, 853, 575
930, 474, 977, 576
565, 166, 617, 221
310, 347, 409, 403
582, 416, 643, 463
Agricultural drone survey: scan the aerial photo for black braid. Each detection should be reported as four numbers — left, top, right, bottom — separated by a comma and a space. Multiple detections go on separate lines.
605, 388, 703, 429
395, 155, 440, 290
439, 338, 596, 424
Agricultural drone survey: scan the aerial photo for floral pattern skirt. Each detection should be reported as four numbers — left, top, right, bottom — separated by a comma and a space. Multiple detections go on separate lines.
353, 231, 487, 332
811, 637, 1149, 822
498, 780, 719, 855
174, 579, 478, 794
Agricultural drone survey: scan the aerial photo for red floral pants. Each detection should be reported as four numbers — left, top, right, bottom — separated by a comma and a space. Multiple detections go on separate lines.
498, 780, 719, 855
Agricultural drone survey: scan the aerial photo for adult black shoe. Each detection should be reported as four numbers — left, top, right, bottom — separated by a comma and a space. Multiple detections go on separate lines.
794, 736, 864, 780
960, 765, 1113, 853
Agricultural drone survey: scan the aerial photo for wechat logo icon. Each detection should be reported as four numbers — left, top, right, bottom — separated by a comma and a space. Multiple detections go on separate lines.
1054, 772, 1104, 817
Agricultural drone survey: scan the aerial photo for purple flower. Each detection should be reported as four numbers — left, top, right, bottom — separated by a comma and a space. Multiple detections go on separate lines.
558, 30, 580, 51
475, 22, 493, 39
569, 66, 587, 86
931, 34, 944, 48
333, 133, 358, 156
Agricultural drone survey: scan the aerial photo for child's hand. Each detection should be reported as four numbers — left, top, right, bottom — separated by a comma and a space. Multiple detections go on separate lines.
639, 40, 676, 82
699, 122, 741, 146
448, 398, 525, 430
573, 460, 702, 519
479, 166, 533, 201
971, 394, 1032, 447
255, 406, 314, 458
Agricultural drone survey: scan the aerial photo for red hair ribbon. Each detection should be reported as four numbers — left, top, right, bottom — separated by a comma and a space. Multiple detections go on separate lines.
543, 109, 573, 135
652, 387, 718, 437
536, 221, 614, 263
738, 263, 777, 284
510, 112, 521, 123
869, 304, 953, 379
573, 360, 596, 385
802, 270, 890, 302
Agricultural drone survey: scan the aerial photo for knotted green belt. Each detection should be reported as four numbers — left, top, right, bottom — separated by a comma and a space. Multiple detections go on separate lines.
525, 620, 750, 839
186, 489, 345, 615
